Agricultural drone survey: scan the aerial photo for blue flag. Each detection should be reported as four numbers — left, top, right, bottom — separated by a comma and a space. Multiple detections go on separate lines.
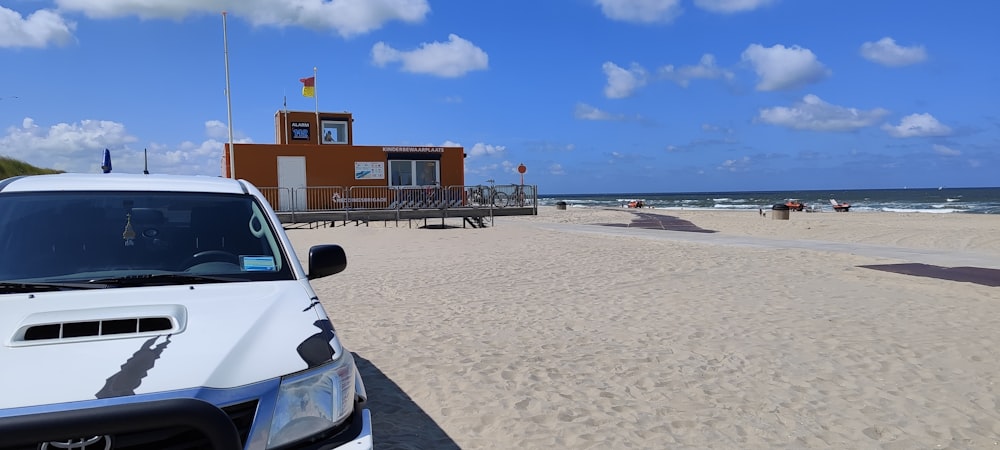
101, 149, 112, 173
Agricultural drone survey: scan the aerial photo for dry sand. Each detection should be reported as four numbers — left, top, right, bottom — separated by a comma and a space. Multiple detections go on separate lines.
286, 207, 1000, 449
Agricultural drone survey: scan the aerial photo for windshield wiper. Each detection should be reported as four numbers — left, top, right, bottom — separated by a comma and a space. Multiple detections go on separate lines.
90, 273, 246, 287
0, 281, 107, 293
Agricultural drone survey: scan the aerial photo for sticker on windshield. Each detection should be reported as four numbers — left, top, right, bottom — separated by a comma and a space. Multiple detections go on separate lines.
122, 212, 136, 247
241, 256, 276, 272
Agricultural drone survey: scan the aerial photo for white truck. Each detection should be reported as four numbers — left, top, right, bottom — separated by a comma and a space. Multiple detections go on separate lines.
0, 173, 372, 450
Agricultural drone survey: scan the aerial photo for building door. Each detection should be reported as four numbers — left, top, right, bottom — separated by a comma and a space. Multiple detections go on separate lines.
277, 156, 307, 211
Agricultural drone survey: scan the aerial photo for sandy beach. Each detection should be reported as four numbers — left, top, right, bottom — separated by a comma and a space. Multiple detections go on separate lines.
286, 207, 1000, 449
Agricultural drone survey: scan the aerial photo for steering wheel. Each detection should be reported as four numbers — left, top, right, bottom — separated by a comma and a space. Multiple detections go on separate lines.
181, 250, 239, 269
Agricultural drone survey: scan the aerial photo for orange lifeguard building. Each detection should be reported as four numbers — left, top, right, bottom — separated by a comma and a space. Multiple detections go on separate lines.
222, 110, 466, 211
221, 109, 536, 226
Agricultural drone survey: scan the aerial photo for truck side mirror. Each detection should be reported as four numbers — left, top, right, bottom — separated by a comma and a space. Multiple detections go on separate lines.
308, 244, 347, 279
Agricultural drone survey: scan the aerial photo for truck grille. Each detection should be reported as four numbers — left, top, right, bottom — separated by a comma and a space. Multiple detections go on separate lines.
0, 399, 258, 450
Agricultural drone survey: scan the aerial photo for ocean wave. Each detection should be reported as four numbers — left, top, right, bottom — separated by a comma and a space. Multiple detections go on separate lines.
539, 188, 998, 214
881, 207, 960, 214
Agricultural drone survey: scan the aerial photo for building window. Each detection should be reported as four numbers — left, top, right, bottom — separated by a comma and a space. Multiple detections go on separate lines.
321, 120, 348, 144
388, 161, 411, 186
389, 160, 438, 186
416, 161, 438, 185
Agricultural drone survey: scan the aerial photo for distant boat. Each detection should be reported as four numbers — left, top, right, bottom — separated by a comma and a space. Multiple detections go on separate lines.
830, 198, 850, 212
784, 199, 805, 211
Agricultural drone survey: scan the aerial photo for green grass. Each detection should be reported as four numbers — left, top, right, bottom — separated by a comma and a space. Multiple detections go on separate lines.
0, 156, 63, 179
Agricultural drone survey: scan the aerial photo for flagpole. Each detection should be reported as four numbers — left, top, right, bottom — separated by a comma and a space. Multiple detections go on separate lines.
313, 66, 320, 144
222, 11, 236, 179
283, 94, 288, 144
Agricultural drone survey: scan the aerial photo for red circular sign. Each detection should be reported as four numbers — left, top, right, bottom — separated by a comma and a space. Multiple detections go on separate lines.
517, 163, 527, 174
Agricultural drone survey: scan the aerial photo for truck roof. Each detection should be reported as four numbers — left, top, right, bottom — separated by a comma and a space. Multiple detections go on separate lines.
0, 173, 247, 194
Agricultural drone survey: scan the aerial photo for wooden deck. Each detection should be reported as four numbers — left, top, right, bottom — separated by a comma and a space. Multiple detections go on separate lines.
276, 206, 536, 228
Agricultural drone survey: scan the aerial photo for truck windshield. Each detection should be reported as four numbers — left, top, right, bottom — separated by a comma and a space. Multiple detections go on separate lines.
0, 191, 293, 284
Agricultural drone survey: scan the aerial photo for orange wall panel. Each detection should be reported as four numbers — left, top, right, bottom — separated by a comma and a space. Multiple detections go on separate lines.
227, 110, 465, 189
230, 144, 465, 188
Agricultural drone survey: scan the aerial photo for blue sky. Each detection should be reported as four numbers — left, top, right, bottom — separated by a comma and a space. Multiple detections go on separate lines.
2, 0, 998, 194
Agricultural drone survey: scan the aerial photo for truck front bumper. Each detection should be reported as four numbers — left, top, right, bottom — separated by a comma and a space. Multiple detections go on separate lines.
312, 408, 372, 450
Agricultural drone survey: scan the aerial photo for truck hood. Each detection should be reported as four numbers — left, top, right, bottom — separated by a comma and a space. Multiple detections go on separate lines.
0, 281, 342, 410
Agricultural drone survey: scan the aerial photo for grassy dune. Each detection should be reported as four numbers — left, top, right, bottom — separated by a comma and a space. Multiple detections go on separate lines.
0, 156, 62, 179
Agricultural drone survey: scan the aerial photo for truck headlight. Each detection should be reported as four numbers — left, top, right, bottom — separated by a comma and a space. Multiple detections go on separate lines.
266, 352, 357, 448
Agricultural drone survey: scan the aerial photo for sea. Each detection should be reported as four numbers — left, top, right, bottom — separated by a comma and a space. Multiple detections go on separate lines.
539, 187, 1000, 214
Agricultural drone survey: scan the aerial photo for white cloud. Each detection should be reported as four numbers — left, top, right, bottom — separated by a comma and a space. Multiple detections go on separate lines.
372, 34, 488, 78
501, 160, 524, 174
741, 43, 830, 91
718, 156, 751, 172
594, 0, 682, 24
55, 0, 429, 37
461, 145, 511, 178
548, 163, 565, 175
659, 54, 734, 87
526, 141, 576, 153
701, 123, 734, 134
882, 113, 952, 138
693, 0, 776, 13
602, 62, 648, 98
204, 120, 230, 140
465, 143, 506, 158
1, 118, 137, 173
932, 144, 960, 156
574, 103, 619, 121
0, 6, 76, 48
860, 37, 927, 67
0, 117, 245, 175
757, 94, 890, 131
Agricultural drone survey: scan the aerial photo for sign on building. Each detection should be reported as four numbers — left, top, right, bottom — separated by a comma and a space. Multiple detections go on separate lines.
290, 122, 311, 141
355, 162, 385, 180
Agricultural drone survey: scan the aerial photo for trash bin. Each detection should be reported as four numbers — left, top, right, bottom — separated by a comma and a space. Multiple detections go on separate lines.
771, 203, 790, 220
556, 201, 567, 210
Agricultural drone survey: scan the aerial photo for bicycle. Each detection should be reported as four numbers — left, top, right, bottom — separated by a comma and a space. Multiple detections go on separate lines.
510, 184, 526, 207
469, 185, 508, 207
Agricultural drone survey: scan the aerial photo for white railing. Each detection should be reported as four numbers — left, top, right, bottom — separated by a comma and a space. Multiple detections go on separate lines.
262, 184, 537, 212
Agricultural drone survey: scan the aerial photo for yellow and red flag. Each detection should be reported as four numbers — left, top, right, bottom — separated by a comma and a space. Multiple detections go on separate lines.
300, 76, 315, 98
